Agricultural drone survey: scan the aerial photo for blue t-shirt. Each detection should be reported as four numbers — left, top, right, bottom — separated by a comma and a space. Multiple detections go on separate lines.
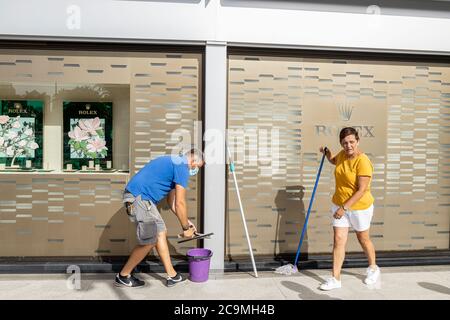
126, 155, 190, 204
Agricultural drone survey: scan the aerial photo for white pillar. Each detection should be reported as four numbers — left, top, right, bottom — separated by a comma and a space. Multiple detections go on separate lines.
203, 41, 227, 272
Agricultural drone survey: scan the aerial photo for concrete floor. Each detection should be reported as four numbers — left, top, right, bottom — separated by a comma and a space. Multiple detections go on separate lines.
0, 265, 449, 300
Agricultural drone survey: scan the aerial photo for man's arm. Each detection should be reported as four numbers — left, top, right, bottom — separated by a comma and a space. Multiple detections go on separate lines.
174, 184, 189, 228
167, 189, 176, 214
168, 188, 197, 233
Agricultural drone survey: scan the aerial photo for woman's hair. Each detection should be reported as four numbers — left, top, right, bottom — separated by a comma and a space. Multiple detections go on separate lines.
339, 127, 359, 143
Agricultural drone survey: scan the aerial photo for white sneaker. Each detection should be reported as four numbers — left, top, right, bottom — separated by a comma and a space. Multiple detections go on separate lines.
319, 277, 342, 291
364, 265, 380, 285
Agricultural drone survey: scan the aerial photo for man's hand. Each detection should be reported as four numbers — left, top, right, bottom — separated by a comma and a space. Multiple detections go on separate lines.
188, 219, 197, 233
182, 225, 196, 238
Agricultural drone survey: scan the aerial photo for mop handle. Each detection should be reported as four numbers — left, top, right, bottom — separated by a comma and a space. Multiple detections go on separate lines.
294, 147, 328, 266
226, 144, 259, 278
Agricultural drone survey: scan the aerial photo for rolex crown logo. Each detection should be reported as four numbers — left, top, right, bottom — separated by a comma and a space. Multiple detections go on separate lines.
338, 104, 354, 122
86, 104, 91, 110
14, 103, 22, 109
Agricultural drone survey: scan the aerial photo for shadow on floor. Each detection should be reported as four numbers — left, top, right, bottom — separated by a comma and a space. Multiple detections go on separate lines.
68, 275, 132, 300
145, 272, 167, 284
281, 281, 341, 300
301, 268, 366, 283
108, 282, 132, 300
417, 282, 450, 295
77, 272, 169, 294
341, 269, 366, 282
300, 270, 326, 285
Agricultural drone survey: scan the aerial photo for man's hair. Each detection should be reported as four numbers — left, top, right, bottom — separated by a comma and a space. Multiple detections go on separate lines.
184, 147, 204, 163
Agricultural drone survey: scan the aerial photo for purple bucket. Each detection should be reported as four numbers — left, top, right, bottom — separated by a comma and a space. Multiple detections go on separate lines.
187, 248, 213, 282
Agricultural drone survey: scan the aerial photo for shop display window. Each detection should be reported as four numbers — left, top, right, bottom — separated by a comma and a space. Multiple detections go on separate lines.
63, 101, 113, 170
0, 99, 43, 169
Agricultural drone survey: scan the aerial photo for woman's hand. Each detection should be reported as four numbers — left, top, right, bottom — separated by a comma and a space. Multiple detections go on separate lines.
320, 146, 336, 165
333, 207, 345, 219
320, 146, 330, 157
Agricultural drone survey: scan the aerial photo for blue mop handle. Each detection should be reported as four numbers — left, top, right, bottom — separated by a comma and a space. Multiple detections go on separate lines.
294, 147, 328, 266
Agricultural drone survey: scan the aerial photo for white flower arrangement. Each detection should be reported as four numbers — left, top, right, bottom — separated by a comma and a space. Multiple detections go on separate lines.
68, 117, 108, 159
0, 115, 39, 167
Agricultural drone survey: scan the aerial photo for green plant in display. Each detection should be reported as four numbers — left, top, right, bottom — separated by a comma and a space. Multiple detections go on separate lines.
68, 117, 108, 159
63, 101, 112, 170
0, 115, 39, 166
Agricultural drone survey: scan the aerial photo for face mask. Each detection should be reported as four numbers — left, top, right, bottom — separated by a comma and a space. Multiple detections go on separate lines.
189, 167, 199, 176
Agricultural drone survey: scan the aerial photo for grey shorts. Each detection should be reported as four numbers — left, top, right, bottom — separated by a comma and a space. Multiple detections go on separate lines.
123, 191, 166, 245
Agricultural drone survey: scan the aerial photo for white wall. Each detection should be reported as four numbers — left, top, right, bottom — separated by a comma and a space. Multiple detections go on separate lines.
0, 0, 450, 53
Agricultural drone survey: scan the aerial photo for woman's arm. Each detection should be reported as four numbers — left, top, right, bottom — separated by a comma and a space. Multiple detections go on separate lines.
320, 147, 338, 165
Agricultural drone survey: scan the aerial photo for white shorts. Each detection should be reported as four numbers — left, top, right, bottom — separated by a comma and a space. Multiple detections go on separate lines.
331, 203, 374, 232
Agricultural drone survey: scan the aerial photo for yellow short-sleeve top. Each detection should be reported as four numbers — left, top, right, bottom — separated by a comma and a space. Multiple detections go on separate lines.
332, 150, 374, 210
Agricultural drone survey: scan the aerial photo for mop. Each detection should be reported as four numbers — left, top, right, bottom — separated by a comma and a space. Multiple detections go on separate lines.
275, 148, 328, 275
226, 144, 259, 278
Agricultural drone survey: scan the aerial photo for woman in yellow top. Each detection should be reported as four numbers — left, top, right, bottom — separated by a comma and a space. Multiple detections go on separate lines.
319, 127, 380, 291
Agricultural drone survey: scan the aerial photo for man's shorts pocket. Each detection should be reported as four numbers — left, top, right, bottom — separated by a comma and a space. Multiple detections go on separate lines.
135, 201, 156, 223
137, 220, 158, 244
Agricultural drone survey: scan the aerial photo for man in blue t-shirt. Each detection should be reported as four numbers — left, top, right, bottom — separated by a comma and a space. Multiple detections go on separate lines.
115, 148, 204, 288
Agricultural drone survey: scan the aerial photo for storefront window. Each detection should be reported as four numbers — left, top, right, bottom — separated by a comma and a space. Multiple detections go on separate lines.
226, 54, 450, 258
0, 48, 202, 257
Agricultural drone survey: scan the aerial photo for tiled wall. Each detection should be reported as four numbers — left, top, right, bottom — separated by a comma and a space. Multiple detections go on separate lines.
129, 53, 203, 254
226, 55, 450, 257
0, 173, 129, 256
